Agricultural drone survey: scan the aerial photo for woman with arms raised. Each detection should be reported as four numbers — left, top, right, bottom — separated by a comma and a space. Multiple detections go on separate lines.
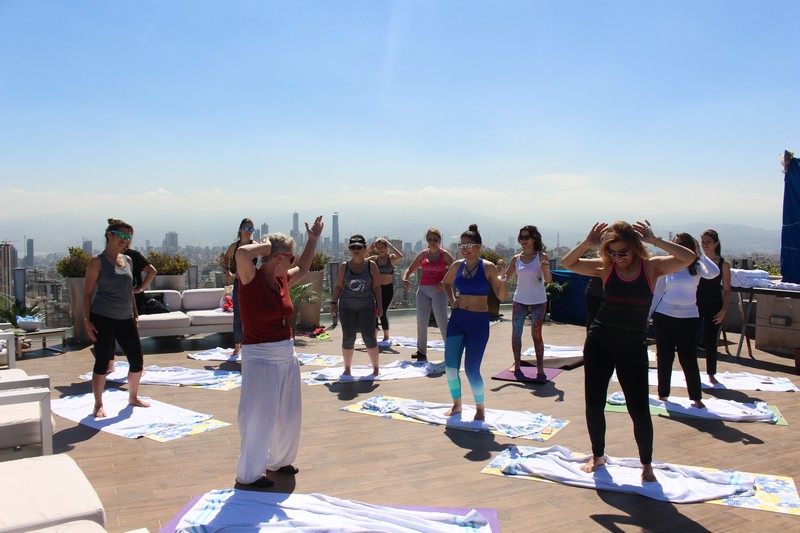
233, 216, 323, 490
561, 220, 694, 482
224, 218, 256, 357
367, 238, 403, 343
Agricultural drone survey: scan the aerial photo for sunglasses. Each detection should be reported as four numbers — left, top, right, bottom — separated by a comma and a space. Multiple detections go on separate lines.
275, 252, 295, 263
458, 243, 479, 249
349, 245, 365, 251
242, 226, 255, 232
606, 248, 629, 258
426, 237, 440, 243
519, 235, 532, 241
109, 229, 132, 241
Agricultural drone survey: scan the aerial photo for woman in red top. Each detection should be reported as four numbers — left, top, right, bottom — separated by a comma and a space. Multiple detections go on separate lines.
233, 215, 323, 490
402, 228, 454, 361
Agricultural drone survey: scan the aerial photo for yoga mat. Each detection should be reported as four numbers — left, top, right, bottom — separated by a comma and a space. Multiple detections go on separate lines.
604, 395, 787, 425
164, 490, 498, 532
614, 369, 800, 392
492, 365, 563, 383
159, 497, 501, 533
52, 388, 229, 441
483, 445, 800, 515
301, 360, 445, 385
342, 394, 568, 440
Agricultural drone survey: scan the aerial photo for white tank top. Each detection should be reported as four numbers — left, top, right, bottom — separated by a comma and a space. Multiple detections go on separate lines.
513, 253, 547, 305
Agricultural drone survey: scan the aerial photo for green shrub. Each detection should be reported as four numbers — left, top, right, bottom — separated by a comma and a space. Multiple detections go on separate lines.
56, 247, 92, 278
310, 252, 330, 272
147, 252, 191, 275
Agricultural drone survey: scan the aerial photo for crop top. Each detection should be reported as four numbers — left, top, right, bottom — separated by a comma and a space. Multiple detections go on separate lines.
376, 256, 394, 276
420, 249, 448, 285
454, 259, 491, 296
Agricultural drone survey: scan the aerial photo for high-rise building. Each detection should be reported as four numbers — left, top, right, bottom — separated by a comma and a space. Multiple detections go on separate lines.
261, 223, 269, 237
24, 238, 34, 267
163, 232, 179, 255
332, 212, 340, 257
292, 213, 299, 234
82, 239, 93, 255
0, 243, 17, 297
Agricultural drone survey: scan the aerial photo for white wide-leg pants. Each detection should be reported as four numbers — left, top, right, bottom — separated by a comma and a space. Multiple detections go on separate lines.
235, 338, 302, 484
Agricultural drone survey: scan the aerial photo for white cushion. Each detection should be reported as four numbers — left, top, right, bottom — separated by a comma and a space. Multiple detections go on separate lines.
143, 290, 182, 311
0, 402, 54, 448
186, 310, 234, 326
0, 454, 105, 532
0, 369, 28, 382
28, 519, 108, 532
181, 288, 225, 311
137, 312, 191, 330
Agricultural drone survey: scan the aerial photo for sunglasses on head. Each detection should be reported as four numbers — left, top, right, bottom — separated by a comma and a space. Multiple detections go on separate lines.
519, 234, 532, 241
242, 226, 255, 232
606, 248, 629, 258
349, 244, 365, 250
458, 243, 478, 249
109, 229, 132, 241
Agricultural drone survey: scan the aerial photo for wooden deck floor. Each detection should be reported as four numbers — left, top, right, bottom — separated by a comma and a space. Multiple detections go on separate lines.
6, 315, 800, 532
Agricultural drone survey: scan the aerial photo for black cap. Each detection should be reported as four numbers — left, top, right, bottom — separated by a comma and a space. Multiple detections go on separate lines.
348, 234, 366, 246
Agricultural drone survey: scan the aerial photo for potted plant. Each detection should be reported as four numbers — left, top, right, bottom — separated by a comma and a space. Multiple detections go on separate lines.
299, 252, 330, 327
544, 280, 570, 321
147, 252, 191, 291
290, 282, 320, 334
56, 247, 93, 342
479, 249, 506, 319
0, 293, 43, 328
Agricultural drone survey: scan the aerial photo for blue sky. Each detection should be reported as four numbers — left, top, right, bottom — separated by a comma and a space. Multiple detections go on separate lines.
1, 1, 798, 252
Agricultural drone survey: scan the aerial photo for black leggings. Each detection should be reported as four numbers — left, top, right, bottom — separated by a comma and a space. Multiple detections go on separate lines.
698, 307, 721, 376
653, 313, 702, 400
90, 313, 144, 375
583, 335, 653, 464
377, 283, 394, 331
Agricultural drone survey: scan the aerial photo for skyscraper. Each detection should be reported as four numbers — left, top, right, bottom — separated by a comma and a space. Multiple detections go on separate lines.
163, 232, 179, 255
0, 242, 17, 297
261, 223, 269, 236
332, 212, 340, 257
82, 239, 93, 255
24, 238, 34, 267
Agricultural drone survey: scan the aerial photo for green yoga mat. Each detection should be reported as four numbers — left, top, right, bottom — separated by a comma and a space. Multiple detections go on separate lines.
605, 401, 787, 425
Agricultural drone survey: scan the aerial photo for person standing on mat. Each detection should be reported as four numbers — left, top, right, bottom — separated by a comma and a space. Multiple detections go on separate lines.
234, 216, 323, 490
503, 225, 551, 377
367, 237, 403, 343
441, 224, 508, 421
561, 220, 694, 482
83, 218, 151, 418
402, 228, 453, 361
697, 229, 731, 384
225, 218, 257, 357
650, 233, 719, 408
331, 234, 383, 376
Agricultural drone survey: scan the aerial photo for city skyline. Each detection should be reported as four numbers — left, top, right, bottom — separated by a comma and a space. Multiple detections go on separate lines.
1, 2, 797, 254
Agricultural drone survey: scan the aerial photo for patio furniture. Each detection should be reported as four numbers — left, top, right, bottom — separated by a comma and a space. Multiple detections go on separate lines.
0, 369, 53, 457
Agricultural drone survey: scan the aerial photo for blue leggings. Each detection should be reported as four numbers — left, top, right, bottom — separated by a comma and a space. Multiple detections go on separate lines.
444, 308, 489, 403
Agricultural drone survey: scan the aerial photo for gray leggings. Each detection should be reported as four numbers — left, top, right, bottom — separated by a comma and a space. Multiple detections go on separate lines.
416, 284, 448, 355
340, 306, 378, 349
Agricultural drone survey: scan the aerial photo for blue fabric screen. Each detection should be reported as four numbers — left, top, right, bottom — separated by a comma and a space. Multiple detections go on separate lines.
781, 156, 800, 283
549, 270, 592, 326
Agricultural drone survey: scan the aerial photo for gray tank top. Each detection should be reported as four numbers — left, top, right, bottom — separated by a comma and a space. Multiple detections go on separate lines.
91, 254, 135, 320
339, 260, 375, 310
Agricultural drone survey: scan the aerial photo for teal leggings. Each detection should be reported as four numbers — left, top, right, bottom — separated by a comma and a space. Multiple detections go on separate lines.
444, 308, 489, 403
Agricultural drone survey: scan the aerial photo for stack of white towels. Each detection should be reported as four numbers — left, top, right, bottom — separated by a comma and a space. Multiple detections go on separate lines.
730, 269, 772, 288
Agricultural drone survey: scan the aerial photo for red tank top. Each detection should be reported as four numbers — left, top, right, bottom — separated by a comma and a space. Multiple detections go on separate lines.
239, 272, 294, 344
420, 249, 448, 285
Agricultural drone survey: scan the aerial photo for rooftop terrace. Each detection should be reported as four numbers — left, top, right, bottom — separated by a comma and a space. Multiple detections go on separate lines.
7, 312, 800, 532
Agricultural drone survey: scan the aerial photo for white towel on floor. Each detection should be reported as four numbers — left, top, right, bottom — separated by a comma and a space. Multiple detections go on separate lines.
80, 361, 240, 387
188, 347, 238, 361
303, 360, 443, 383
607, 391, 779, 423
51, 388, 211, 439
176, 489, 493, 532
619, 369, 800, 392
361, 396, 552, 438
497, 445, 754, 504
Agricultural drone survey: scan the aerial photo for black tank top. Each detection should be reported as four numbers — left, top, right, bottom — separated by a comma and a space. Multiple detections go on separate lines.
696, 257, 723, 310
589, 260, 653, 343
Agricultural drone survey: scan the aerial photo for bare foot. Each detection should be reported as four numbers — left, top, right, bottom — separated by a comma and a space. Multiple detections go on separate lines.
129, 397, 151, 408
658, 396, 668, 401
709, 374, 719, 384
642, 463, 656, 482
580, 455, 606, 473
693, 400, 706, 409
342, 369, 352, 376
443, 405, 462, 417
93, 404, 106, 418
371, 368, 380, 376
474, 406, 485, 421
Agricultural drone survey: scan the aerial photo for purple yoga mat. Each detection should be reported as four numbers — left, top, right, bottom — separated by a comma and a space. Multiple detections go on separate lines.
160, 495, 501, 532
492, 365, 563, 383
